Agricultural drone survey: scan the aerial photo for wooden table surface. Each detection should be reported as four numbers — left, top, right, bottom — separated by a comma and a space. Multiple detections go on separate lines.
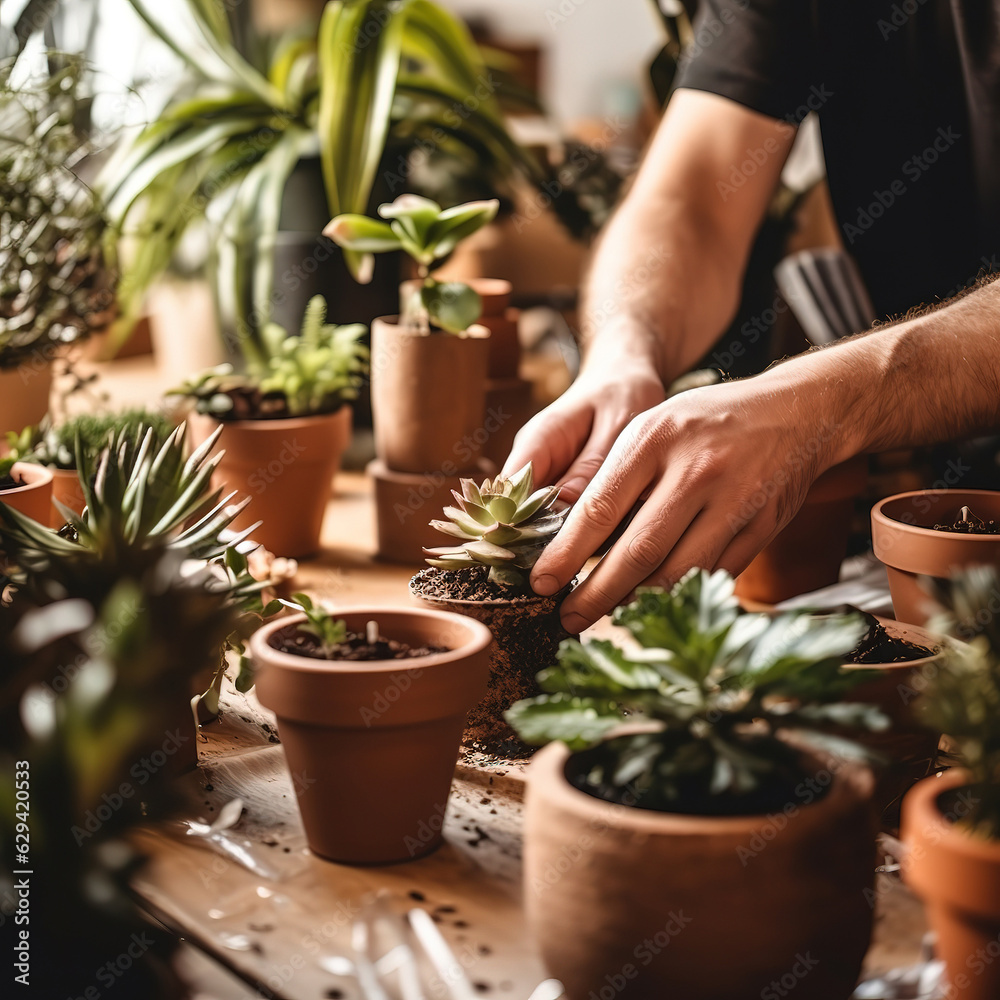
129, 471, 929, 999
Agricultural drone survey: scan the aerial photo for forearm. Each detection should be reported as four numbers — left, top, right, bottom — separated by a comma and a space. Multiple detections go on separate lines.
757, 277, 1000, 466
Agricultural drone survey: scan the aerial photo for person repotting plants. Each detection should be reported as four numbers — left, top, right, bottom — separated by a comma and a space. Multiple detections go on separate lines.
408, 462, 570, 758
171, 295, 367, 559
327, 195, 502, 562
0, 454, 54, 525
872, 488, 1000, 625
250, 592, 492, 865
7, 408, 173, 526
900, 566, 1000, 1000
505, 568, 888, 1000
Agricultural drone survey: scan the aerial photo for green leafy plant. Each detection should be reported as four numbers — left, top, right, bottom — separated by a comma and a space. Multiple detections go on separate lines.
7, 408, 173, 470
102, 0, 535, 351
506, 569, 888, 813
0, 455, 16, 482
279, 591, 348, 657
168, 295, 367, 420
0, 422, 278, 704
326, 194, 498, 333
0, 55, 116, 367
423, 462, 567, 589
920, 567, 1000, 837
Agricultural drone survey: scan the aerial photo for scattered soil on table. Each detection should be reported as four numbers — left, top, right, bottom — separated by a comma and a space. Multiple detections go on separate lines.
270, 624, 447, 661
847, 618, 935, 664
933, 505, 1000, 534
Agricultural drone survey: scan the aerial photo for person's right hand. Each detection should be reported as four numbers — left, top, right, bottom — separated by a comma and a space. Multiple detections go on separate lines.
501, 359, 665, 503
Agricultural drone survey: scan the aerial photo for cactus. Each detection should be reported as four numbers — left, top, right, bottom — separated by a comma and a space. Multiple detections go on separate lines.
424, 462, 567, 590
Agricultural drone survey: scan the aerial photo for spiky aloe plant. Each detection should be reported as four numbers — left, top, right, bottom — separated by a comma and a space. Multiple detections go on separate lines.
423, 462, 567, 590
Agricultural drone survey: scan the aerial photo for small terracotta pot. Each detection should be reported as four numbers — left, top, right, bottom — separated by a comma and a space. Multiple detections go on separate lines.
902, 769, 1000, 1000
841, 618, 950, 826
187, 407, 352, 559
370, 316, 489, 475
735, 456, 868, 605
525, 740, 877, 1000
409, 568, 576, 750
367, 457, 495, 564
48, 468, 87, 526
0, 360, 52, 436
470, 278, 520, 379
0, 463, 54, 523
872, 489, 1000, 625
483, 376, 534, 467
251, 608, 492, 864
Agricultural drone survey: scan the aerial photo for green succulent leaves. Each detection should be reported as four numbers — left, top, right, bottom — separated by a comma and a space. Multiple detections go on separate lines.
506, 569, 888, 810
325, 194, 499, 333
424, 462, 567, 590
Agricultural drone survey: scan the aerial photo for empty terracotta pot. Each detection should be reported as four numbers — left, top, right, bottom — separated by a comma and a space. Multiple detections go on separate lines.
735, 456, 868, 605
251, 608, 492, 864
409, 569, 575, 752
371, 317, 489, 475
0, 462, 53, 523
48, 468, 87, 526
872, 489, 1000, 625
469, 278, 520, 379
902, 769, 1000, 1000
187, 407, 352, 559
0, 360, 52, 437
525, 740, 877, 1000
368, 457, 495, 564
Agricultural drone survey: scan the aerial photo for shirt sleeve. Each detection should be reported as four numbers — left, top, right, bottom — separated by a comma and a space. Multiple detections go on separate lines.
674, 0, 815, 124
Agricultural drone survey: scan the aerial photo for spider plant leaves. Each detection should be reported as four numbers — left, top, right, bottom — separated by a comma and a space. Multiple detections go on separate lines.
505, 693, 629, 751
402, 0, 492, 100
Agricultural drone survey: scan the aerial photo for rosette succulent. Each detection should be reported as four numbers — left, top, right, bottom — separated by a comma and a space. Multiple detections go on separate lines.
424, 462, 567, 589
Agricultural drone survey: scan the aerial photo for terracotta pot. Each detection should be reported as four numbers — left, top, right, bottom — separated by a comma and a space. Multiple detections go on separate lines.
367, 457, 495, 564
525, 740, 877, 1000
48, 468, 87, 526
872, 489, 1000, 625
735, 456, 868, 605
251, 608, 492, 864
902, 769, 1000, 1000
483, 376, 534, 467
0, 360, 52, 436
0, 463, 54, 523
187, 407, 352, 559
409, 568, 575, 751
842, 618, 951, 827
370, 316, 489, 475
469, 278, 520, 379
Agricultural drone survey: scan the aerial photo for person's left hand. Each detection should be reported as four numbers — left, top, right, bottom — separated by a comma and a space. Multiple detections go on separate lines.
529, 376, 845, 633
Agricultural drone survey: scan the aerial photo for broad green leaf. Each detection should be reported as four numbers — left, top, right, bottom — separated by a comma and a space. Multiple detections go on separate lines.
421, 280, 482, 333
504, 693, 627, 750
324, 214, 401, 252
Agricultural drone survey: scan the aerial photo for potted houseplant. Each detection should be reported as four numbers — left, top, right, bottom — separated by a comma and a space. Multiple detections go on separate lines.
250, 593, 492, 864
872, 489, 1000, 624
7, 408, 173, 526
173, 295, 367, 559
506, 569, 886, 1000
408, 462, 570, 755
0, 456, 53, 524
901, 567, 1000, 1000
0, 55, 116, 432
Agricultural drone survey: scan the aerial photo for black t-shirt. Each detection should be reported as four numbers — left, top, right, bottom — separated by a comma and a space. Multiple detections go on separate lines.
676, 0, 1000, 319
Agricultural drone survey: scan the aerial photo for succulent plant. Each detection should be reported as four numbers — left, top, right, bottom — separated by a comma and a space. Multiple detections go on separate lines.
506, 569, 887, 813
7, 408, 173, 471
0, 57, 116, 367
424, 462, 567, 590
326, 194, 499, 334
279, 592, 348, 657
169, 296, 368, 420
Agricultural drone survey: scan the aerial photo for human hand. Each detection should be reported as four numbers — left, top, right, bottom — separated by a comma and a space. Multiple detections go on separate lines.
502, 360, 665, 504
530, 377, 845, 632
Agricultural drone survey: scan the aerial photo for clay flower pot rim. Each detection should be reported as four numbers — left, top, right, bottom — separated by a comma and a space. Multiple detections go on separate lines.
533, 738, 872, 835
198, 405, 350, 431
374, 315, 489, 339
906, 768, 1000, 863
2, 462, 54, 494
840, 615, 956, 673
872, 488, 1000, 539
252, 608, 493, 675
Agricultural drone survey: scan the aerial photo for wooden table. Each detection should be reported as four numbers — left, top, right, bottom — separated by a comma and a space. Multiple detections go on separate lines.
130, 472, 930, 999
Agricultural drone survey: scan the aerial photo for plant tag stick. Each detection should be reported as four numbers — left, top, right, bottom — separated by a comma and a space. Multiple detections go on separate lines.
367, 620, 379, 645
